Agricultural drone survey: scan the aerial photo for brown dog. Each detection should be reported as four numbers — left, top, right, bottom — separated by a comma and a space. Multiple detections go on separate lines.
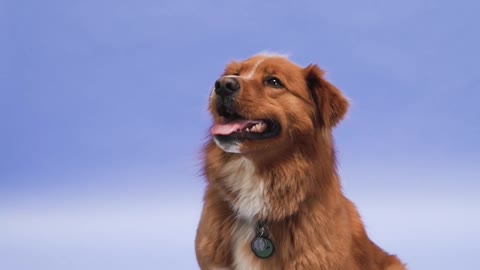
195, 53, 405, 270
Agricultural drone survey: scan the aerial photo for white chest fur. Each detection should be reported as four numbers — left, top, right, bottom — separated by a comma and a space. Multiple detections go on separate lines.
220, 157, 267, 270
231, 219, 259, 270
221, 157, 269, 220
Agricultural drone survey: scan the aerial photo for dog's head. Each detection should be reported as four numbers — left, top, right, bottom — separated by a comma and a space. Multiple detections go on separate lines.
209, 54, 349, 157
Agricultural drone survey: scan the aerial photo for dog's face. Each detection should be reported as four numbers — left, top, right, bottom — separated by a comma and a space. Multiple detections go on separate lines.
209, 54, 349, 156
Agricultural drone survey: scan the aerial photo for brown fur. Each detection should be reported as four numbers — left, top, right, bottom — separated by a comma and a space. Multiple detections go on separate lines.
196, 55, 406, 270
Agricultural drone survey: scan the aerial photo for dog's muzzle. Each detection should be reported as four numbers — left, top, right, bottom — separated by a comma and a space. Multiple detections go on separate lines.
214, 76, 241, 117
214, 76, 240, 98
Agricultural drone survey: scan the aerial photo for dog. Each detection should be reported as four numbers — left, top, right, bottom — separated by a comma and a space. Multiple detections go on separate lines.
195, 53, 405, 270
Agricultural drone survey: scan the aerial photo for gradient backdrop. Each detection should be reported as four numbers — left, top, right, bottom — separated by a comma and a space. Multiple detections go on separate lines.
1, 0, 479, 269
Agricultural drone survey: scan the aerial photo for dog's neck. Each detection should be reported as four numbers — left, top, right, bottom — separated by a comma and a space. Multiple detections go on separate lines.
213, 137, 342, 222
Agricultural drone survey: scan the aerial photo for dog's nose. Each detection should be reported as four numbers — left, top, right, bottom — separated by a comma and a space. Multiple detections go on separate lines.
214, 77, 240, 97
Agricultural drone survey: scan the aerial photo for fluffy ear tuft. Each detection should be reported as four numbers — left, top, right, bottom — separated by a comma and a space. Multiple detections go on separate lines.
303, 64, 349, 128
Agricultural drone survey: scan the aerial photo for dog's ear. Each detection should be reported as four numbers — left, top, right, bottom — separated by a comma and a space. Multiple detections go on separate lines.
303, 64, 349, 128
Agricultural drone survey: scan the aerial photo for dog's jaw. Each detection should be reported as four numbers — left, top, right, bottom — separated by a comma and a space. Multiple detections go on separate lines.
213, 137, 241, 154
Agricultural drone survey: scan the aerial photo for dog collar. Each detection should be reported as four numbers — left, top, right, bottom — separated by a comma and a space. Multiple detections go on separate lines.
251, 221, 275, 258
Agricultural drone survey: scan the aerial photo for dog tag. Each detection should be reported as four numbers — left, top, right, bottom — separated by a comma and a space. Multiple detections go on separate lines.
251, 236, 274, 258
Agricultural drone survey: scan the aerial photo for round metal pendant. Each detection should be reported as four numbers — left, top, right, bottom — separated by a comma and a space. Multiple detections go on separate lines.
251, 236, 274, 259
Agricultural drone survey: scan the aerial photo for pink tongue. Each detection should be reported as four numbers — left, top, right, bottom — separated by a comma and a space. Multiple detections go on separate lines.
211, 120, 260, 135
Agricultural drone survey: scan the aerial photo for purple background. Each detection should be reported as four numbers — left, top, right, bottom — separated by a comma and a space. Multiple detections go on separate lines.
1, 0, 479, 269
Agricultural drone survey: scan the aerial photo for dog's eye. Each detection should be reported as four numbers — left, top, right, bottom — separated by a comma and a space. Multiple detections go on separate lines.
264, 77, 284, 88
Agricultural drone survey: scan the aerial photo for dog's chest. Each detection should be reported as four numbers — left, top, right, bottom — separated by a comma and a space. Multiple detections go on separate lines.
221, 157, 269, 220
220, 157, 269, 270
231, 219, 261, 270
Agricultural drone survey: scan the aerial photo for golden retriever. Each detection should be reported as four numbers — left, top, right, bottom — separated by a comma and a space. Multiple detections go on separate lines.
195, 53, 405, 270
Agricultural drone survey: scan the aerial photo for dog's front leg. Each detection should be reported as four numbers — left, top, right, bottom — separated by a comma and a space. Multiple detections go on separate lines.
195, 187, 235, 270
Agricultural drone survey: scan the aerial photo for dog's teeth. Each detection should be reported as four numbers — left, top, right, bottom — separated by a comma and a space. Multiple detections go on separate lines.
241, 122, 267, 134
257, 122, 267, 133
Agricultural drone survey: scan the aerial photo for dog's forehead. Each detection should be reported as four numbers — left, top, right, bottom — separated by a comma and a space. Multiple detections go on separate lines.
226, 55, 303, 77
262, 57, 303, 75
247, 56, 300, 70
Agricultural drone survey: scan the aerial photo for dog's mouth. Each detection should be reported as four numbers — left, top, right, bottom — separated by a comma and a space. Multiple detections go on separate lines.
211, 113, 281, 141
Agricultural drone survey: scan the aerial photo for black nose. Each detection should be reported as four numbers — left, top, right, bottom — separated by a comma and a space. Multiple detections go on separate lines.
214, 77, 240, 97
